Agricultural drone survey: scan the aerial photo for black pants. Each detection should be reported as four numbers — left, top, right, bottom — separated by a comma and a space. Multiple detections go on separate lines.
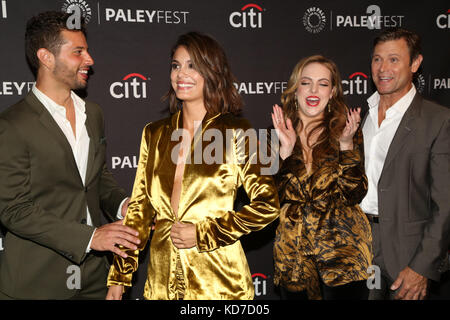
280, 279, 368, 300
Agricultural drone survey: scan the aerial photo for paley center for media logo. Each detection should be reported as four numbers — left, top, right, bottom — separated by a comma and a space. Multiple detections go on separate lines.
229, 3, 264, 28
110, 73, 150, 99
302, 7, 326, 34
414, 73, 426, 94
303, 5, 404, 33
61, 0, 92, 24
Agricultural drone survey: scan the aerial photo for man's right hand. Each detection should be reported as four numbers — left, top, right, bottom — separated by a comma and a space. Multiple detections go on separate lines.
90, 220, 140, 258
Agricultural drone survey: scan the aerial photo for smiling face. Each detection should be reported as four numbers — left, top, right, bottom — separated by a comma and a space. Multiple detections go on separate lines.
51, 30, 94, 90
170, 45, 205, 106
371, 38, 422, 102
296, 62, 334, 123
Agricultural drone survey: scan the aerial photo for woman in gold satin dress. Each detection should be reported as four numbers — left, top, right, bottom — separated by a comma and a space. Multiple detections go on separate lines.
271, 55, 372, 300
106, 32, 279, 300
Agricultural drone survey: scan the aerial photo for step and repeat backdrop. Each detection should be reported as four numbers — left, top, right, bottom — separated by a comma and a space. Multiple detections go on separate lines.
0, 0, 449, 299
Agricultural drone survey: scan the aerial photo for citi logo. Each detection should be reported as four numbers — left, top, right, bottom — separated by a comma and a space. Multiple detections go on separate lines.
110, 73, 149, 99
342, 72, 368, 95
436, 9, 450, 29
229, 3, 263, 28
252, 273, 267, 296
1, 0, 7, 18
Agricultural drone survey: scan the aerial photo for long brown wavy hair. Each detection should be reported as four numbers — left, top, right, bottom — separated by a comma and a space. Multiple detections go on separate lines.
163, 31, 243, 115
281, 55, 348, 167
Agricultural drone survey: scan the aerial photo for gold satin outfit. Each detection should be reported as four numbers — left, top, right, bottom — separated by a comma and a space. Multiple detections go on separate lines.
273, 130, 372, 299
107, 111, 280, 299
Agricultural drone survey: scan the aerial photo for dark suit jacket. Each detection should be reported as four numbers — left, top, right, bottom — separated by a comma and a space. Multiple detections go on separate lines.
0, 92, 127, 299
364, 93, 450, 282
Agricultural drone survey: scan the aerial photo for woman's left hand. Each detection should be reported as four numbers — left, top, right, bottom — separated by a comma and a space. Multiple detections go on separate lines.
339, 107, 361, 151
170, 222, 197, 249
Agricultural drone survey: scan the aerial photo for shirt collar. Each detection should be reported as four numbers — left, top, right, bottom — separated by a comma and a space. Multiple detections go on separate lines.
32, 84, 86, 116
367, 85, 416, 116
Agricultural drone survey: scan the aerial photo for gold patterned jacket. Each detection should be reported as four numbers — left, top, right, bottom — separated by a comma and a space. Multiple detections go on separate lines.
273, 130, 372, 299
107, 111, 280, 300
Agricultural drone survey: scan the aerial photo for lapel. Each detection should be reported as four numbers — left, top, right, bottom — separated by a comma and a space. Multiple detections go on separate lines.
158, 110, 222, 220
380, 93, 422, 178
178, 111, 221, 220
25, 92, 84, 186
157, 111, 181, 218
84, 102, 98, 186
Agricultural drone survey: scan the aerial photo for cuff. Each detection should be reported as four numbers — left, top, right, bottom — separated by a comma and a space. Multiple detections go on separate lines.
85, 228, 96, 253
107, 264, 134, 288
339, 148, 361, 165
116, 197, 129, 220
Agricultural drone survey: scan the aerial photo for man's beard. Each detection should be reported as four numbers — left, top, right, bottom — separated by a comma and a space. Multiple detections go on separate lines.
53, 60, 87, 90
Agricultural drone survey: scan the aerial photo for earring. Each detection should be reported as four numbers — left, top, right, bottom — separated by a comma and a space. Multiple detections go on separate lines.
328, 101, 331, 112
295, 96, 299, 110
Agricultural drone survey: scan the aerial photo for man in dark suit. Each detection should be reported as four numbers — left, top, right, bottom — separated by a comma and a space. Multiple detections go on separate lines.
0, 11, 140, 299
361, 27, 450, 300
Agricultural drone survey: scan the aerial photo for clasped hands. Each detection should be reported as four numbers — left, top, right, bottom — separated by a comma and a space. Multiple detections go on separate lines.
105, 221, 195, 300
170, 221, 197, 249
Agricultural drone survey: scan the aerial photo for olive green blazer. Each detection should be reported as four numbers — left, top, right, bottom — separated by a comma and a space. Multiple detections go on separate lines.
0, 92, 127, 299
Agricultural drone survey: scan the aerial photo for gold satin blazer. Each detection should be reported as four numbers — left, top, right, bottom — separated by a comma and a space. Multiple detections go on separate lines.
107, 111, 280, 299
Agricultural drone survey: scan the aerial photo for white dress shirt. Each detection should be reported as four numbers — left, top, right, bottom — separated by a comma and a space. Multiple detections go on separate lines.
360, 85, 416, 215
32, 85, 126, 251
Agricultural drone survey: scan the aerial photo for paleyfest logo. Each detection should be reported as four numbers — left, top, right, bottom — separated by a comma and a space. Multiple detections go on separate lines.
62, 0, 92, 29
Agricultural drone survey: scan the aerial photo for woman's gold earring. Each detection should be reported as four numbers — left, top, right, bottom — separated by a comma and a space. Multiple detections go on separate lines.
328, 102, 331, 112
295, 96, 299, 110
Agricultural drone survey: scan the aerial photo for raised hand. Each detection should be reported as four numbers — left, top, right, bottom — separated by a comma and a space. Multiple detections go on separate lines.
271, 104, 297, 159
339, 107, 361, 151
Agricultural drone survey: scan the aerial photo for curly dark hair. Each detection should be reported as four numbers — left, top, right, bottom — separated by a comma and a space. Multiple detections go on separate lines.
25, 11, 86, 76
163, 31, 243, 115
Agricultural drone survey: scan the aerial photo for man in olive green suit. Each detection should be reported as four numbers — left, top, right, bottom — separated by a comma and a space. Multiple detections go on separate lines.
0, 11, 140, 299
